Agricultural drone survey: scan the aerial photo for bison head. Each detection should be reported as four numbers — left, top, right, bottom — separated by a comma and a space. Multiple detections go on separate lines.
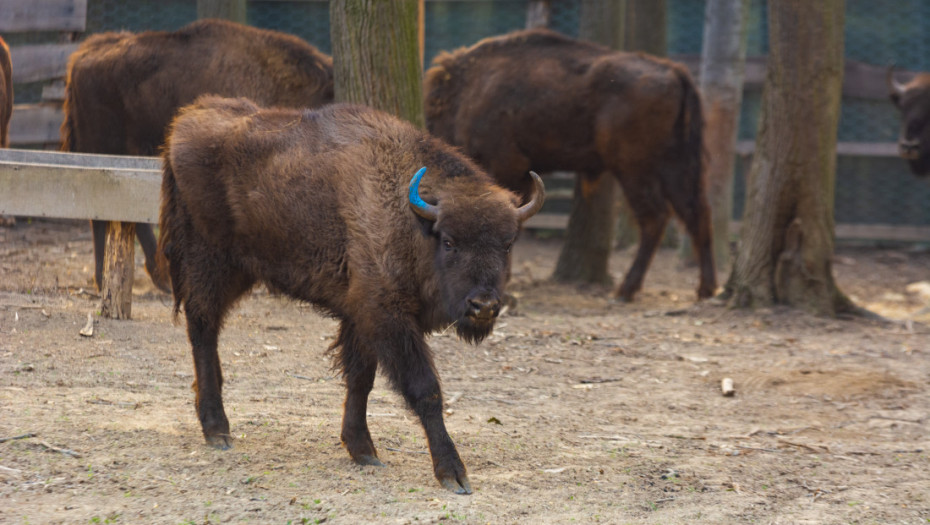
889, 67, 930, 177
409, 167, 544, 343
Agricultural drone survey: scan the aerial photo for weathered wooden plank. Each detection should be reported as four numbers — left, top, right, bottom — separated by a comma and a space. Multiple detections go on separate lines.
0, 0, 87, 32
9, 103, 63, 146
736, 141, 899, 157
0, 147, 161, 170
0, 161, 161, 223
100, 221, 135, 320
10, 43, 79, 83
41, 80, 67, 102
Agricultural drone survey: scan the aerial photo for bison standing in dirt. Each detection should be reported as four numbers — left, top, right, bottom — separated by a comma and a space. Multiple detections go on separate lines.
425, 29, 716, 301
888, 67, 930, 177
158, 97, 544, 494
0, 36, 12, 148
62, 18, 334, 292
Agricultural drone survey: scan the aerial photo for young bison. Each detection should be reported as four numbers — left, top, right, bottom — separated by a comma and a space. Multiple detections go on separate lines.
62, 18, 334, 292
889, 67, 930, 177
426, 29, 716, 301
158, 97, 544, 494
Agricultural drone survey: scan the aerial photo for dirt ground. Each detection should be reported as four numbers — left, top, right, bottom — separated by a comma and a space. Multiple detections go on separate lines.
1, 218, 929, 525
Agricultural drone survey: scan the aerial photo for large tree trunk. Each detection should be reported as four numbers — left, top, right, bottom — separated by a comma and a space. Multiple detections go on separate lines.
197, 0, 246, 23
330, 0, 424, 128
722, 0, 855, 316
552, 0, 624, 285
692, 0, 749, 271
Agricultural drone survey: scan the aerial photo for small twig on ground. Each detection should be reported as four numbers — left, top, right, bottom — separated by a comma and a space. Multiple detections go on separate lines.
37, 441, 81, 458
777, 438, 829, 453
385, 447, 428, 455
736, 445, 779, 453
579, 377, 622, 384
0, 465, 22, 476
0, 432, 37, 443
288, 373, 316, 381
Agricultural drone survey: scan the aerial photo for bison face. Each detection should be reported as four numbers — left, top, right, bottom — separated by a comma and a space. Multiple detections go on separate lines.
890, 72, 930, 177
409, 168, 545, 343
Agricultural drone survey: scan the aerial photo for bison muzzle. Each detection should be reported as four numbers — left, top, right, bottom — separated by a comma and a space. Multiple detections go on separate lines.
158, 97, 543, 494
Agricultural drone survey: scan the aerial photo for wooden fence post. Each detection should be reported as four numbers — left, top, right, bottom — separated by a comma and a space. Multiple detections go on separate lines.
100, 221, 135, 319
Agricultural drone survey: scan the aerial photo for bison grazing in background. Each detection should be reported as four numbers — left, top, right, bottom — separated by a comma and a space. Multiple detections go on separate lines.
62, 18, 334, 292
158, 97, 544, 494
1, 36, 12, 147
426, 29, 716, 301
888, 67, 930, 177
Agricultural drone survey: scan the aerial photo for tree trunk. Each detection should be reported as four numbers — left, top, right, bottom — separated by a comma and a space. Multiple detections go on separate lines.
100, 222, 135, 320
526, 0, 551, 29
551, 0, 623, 285
330, 0, 424, 128
197, 0, 247, 23
722, 0, 855, 316
688, 0, 749, 271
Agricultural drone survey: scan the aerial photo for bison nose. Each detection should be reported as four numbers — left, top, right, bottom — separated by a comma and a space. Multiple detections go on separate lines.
467, 294, 501, 320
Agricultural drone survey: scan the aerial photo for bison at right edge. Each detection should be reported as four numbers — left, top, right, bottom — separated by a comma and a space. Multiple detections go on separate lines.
425, 29, 716, 302
888, 67, 930, 177
159, 97, 544, 494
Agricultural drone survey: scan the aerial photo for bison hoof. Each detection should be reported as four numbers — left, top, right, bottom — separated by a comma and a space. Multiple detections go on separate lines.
439, 473, 473, 495
205, 433, 233, 450
354, 454, 385, 467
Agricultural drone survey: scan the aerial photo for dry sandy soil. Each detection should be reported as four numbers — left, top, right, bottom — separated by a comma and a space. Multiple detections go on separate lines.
1, 219, 929, 525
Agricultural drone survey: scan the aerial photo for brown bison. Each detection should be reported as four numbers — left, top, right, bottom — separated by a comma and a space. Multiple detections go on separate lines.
62, 18, 334, 292
1, 35, 11, 147
425, 29, 716, 301
888, 67, 930, 177
158, 97, 544, 494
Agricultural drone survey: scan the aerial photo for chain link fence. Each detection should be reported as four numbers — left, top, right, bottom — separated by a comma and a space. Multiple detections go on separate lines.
6, 0, 930, 238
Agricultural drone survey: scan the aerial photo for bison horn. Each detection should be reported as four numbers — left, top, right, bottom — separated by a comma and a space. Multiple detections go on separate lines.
408, 167, 440, 221
887, 64, 907, 98
517, 171, 546, 222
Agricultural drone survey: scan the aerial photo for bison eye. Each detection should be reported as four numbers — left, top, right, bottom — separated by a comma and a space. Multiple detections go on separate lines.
443, 238, 455, 251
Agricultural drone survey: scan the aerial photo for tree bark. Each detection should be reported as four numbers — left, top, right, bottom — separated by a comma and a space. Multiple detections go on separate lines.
197, 0, 247, 23
551, 0, 623, 285
526, 0, 552, 29
722, 0, 855, 316
690, 0, 749, 271
100, 222, 135, 320
330, 0, 424, 128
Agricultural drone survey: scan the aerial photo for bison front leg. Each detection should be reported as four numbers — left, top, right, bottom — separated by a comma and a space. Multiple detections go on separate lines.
334, 321, 383, 466
386, 336, 471, 495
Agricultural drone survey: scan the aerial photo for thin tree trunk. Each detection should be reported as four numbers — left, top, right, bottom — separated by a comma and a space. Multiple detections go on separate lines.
689, 0, 749, 271
197, 0, 247, 23
722, 0, 855, 316
100, 222, 135, 320
552, 0, 624, 285
526, 0, 551, 29
330, 0, 424, 128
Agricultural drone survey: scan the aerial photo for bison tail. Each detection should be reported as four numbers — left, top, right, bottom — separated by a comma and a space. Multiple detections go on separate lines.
59, 74, 77, 153
157, 154, 184, 319
674, 67, 706, 187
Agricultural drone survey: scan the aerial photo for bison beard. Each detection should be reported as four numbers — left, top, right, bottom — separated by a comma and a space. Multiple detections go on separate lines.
158, 97, 543, 494
425, 29, 717, 301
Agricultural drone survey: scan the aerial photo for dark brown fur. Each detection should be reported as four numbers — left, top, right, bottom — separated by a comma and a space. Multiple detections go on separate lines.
426, 29, 716, 301
61, 18, 334, 292
0, 36, 12, 148
890, 72, 930, 177
158, 97, 542, 494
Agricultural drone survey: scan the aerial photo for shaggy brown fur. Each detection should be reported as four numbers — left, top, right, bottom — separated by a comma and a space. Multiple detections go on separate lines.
61, 18, 334, 292
0, 36, 12, 148
158, 97, 543, 494
425, 29, 716, 301
889, 71, 930, 177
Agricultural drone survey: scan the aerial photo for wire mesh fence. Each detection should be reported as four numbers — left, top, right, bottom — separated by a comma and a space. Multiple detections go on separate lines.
5, 0, 930, 237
